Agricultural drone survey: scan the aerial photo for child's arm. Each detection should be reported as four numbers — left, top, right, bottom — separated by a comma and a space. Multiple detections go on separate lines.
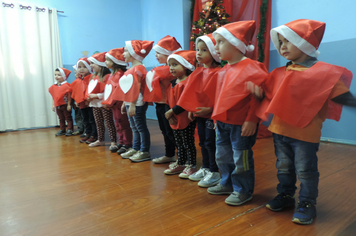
193, 107, 212, 117
331, 92, 356, 107
241, 121, 257, 136
121, 102, 127, 114
165, 109, 174, 120
67, 93, 72, 111
245, 81, 264, 101
128, 74, 143, 117
52, 101, 55, 112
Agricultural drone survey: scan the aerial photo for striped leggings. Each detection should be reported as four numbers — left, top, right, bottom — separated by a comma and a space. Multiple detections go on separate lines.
93, 107, 116, 142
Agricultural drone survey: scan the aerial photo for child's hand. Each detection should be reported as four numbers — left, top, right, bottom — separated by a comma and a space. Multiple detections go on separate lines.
165, 109, 174, 120
87, 94, 97, 101
245, 81, 264, 99
188, 112, 195, 121
75, 103, 79, 108
193, 107, 212, 117
67, 104, 71, 112
52, 105, 55, 112
168, 117, 177, 125
128, 104, 136, 117
241, 121, 257, 137
121, 104, 127, 114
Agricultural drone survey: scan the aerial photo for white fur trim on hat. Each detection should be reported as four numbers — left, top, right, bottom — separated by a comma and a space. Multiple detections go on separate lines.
213, 27, 254, 54
271, 25, 320, 57
196, 35, 221, 63
76, 60, 93, 73
105, 53, 127, 66
125, 41, 144, 62
57, 68, 67, 81
167, 54, 195, 71
153, 44, 181, 56
88, 57, 107, 67
73, 65, 77, 70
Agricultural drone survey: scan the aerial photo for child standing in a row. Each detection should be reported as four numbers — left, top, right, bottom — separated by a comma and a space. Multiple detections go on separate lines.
164, 50, 197, 178
49, 68, 74, 136
143, 35, 181, 164
71, 65, 84, 136
113, 40, 154, 162
207, 21, 268, 206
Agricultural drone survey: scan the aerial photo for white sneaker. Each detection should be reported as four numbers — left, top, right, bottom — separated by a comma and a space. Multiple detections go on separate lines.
120, 148, 137, 159
152, 156, 176, 164
88, 140, 105, 147
198, 171, 221, 188
178, 165, 197, 179
188, 168, 209, 181
130, 151, 151, 162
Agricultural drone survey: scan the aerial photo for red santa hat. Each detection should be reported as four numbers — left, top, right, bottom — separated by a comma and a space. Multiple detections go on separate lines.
57, 67, 71, 80
195, 33, 221, 63
213, 20, 256, 54
271, 19, 326, 58
76, 57, 93, 73
72, 65, 77, 71
153, 35, 182, 55
88, 52, 107, 67
125, 40, 154, 62
167, 50, 196, 71
106, 47, 128, 66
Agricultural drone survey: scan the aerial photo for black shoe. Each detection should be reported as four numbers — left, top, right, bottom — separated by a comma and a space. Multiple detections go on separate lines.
65, 130, 73, 136
292, 201, 316, 225
109, 144, 119, 152
55, 130, 66, 136
79, 133, 87, 138
266, 193, 295, 211
117, 145, 130, 155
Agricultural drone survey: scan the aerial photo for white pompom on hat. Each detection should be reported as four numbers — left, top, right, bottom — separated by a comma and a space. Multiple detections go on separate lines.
271, 19, 326, 58
196, 33, 221, 63
153, 35, 182, 55
213, 20, 256, 54
88, 52, 107, 67
57, 67, 71, 81
125, 40, 154, 61
167, 50, 196, 71
106, 47, 128, 66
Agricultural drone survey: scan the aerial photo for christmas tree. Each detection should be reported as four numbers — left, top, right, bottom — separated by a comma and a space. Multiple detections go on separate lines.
190, 0, 230, 47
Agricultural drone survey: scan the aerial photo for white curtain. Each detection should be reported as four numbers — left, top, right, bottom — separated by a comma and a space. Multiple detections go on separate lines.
0, 3, 63, 131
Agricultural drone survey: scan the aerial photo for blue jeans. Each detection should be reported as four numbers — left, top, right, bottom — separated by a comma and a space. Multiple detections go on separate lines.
273, 133, 319, 205
126, 103, 150, 152
197, 117, 218, 172
215, 121, 257, 195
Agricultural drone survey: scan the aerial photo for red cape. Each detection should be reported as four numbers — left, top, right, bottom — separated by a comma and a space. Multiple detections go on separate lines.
143, 66, 174, 103
211, 58, 269, 122
85, 74, 109, 99
177, 67, 220, 117
102, 71, 124, 106
257, 62, 353, 128
71, 74, 91, 104
49, 82, 72, 107
111, 65, 146, 103
166, 79, 191, 129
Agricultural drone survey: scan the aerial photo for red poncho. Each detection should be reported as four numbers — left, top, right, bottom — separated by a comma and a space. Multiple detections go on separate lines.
49, 82, 72, 107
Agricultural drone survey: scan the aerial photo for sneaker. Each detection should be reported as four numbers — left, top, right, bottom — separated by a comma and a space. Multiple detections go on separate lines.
55, 130, 66, 136
109, 143, 119, 152
179, 165, 197, 179
72, 130, 84, 135
152, 156, 176, 164
266, 193, 295, 211
164, 162, 185, 175
80, 133, 87, 138
120, 148, 138, 159
207, 183, 233, 195
198, 171, 221, 187
129, 151, 151, 162
188, 168, 209, 181
65, 130, 73, 136
117, 145, 130, 155
292, 201, 316, 225
79, 135, 90, 143
225, 192, 252, 206
88, 140, 105, 147
85, 136, 97, 144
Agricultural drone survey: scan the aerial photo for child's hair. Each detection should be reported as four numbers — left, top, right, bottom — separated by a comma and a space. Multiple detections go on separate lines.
92, 66, 111, 82
196, 38, 221, 68
111, 64, 127, 75
186, 69, 193, 76
55, 68, 60, 72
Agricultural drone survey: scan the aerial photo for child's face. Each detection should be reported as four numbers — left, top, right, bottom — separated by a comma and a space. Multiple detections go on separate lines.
168, 58, 186, 79
214, 33, 242, 63
89, 61, 101, 73
123, 46, 133, 63
105, 56, 114, 69
196, 41, 213, 66
155, 52, 168, 64
78, 62, 90, 77
278, 34, 308, 63
54, 71, 64, 83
